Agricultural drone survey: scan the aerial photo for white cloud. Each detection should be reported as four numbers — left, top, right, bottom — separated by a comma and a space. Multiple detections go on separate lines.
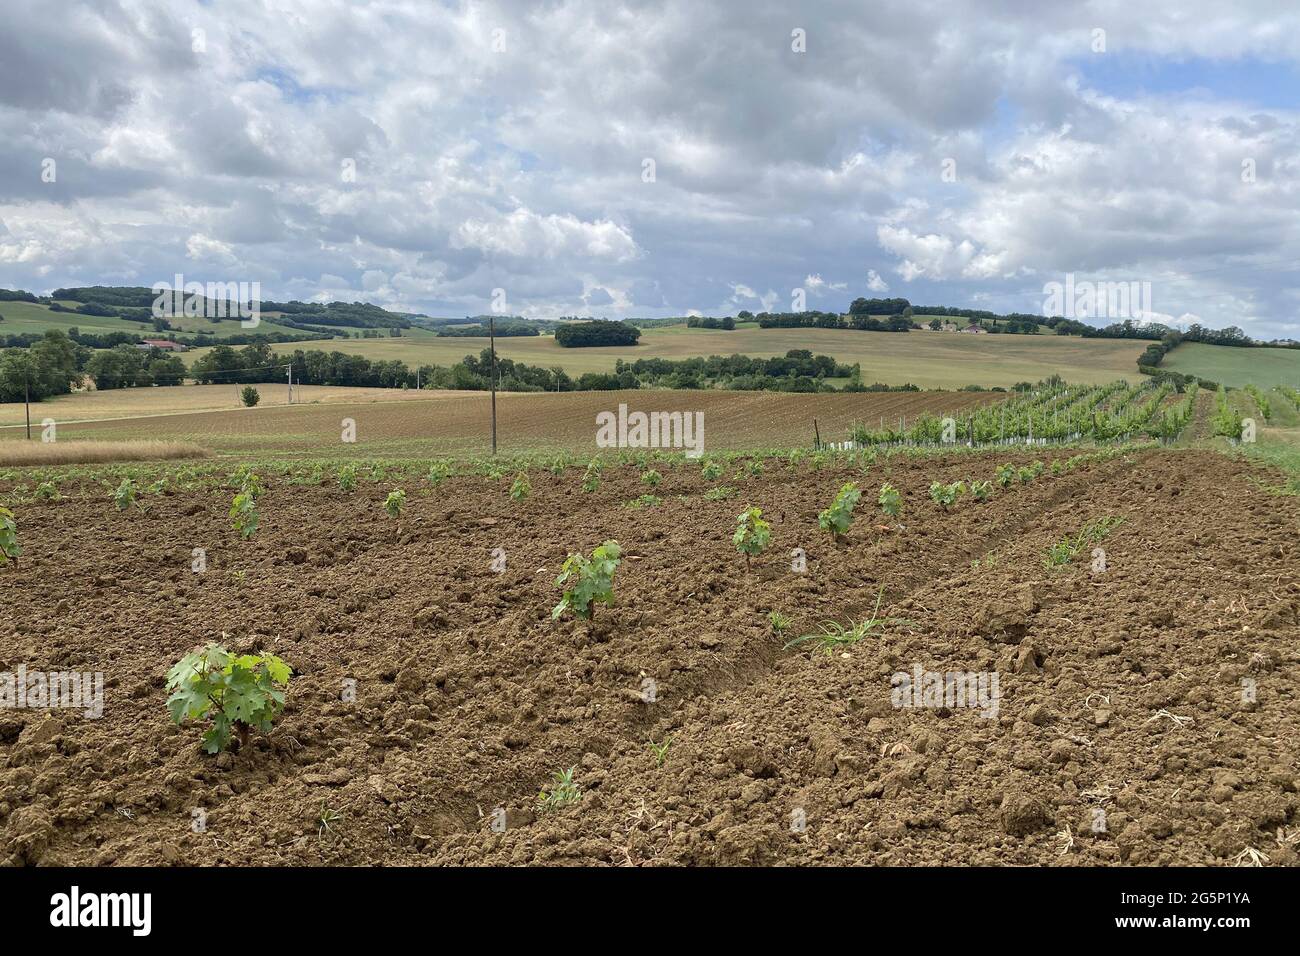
804, 273, 847, 294
728, 283, 780, 312
878, 225, 982, 282
0, 0, 1297, 334
453, 209, 638, 262
185, 234, 238, 265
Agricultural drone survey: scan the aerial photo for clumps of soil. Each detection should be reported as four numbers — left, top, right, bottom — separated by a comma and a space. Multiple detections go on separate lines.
1, 449, 1297, 866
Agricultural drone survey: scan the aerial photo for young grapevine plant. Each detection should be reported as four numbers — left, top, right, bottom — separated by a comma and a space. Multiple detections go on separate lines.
233, 467, 263, 499
1017, 462, 1043, 484
0, 506, 19, 566
426, 461, 451, 486
112, 478, 139, 512
1210, 386, 1239, 438
878, 483, 902, 518
553, 539, 621, 620
732, 507, 771, 566
337, 464, 358, 493
819, 482, 862, 539
165, 643, 292, 754
510, 472, 531, 501
970, 479, 994, 502
384, 489, 406, 517
230, 491, 259, 539
928, 480, 966, 511
995, 463, 1017, 488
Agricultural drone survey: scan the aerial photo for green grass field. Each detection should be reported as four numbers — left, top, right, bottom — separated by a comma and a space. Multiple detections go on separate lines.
1162, 341, 1300, 389
183, 325, 1144, 389
0, 300, 152, 337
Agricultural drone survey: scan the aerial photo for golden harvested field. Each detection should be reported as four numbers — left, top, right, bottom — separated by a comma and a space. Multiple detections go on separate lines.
1, 389, 1002, 458
0, 439, 207, 467
185, 325, 1146, 388
0, 383, 460, 428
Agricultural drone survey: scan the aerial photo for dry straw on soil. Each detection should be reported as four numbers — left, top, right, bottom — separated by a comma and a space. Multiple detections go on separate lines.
0, 440, 208, 466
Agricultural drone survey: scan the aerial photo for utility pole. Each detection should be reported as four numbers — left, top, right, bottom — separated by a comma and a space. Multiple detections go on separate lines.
24, 368, 31, 440
286, 364, 292, 405
489, 313, 498, 455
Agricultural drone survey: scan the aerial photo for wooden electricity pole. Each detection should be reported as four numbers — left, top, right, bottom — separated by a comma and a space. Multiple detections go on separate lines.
24, 368, 31, 440
489, 314, 498, 455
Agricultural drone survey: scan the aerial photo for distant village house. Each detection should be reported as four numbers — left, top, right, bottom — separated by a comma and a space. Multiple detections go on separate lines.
927, 320, 985, 333
136, 339, 188, 352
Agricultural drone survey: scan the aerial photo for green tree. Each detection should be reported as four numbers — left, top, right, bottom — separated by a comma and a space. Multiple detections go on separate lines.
0, 349, 41, 402
148, 354, 187, 386
86, 344, 148, 389
191, 344, 242, 384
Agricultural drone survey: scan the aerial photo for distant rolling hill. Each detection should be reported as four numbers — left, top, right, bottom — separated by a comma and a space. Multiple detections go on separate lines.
181, 322, 1147, 389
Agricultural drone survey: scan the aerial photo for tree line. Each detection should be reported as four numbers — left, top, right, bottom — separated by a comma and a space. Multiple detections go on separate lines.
437, 321, 540, 337
0, 330, 194, 402
757, 310, 914, 331
685, 316, 737, 330
184, 344, 872, 394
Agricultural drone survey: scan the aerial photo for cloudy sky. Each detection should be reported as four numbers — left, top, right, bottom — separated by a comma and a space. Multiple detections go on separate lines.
2, 0, 1299, 335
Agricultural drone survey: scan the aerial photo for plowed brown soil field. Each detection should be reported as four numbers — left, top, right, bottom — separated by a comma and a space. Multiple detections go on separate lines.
1, 448, 1297, 866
